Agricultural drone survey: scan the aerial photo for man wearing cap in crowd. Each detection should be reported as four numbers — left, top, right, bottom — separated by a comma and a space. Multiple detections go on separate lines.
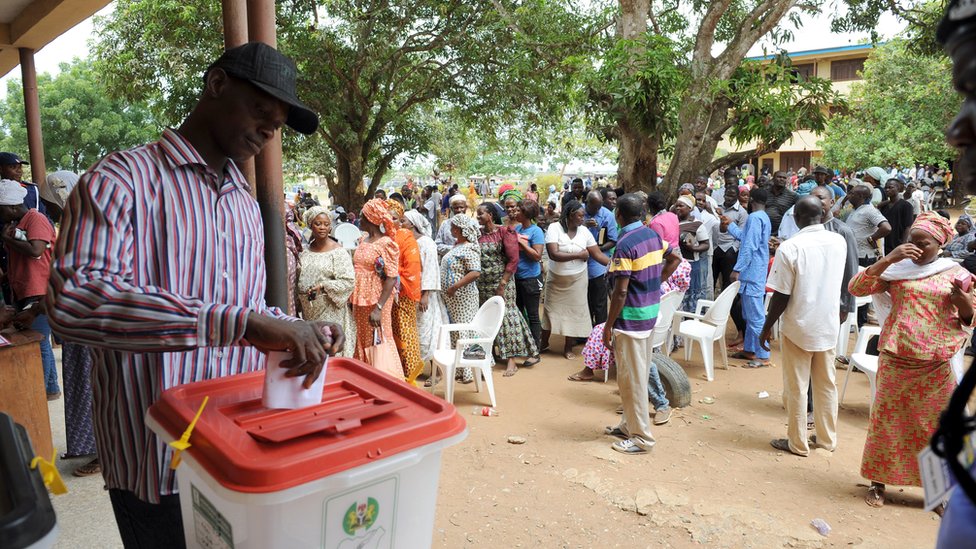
0, 179, 59, 400
936, 0, 976, 543
0, 152, 62, 222
813, 165, 845, 199
436, 193, 469, 256
46, 42, 345, 547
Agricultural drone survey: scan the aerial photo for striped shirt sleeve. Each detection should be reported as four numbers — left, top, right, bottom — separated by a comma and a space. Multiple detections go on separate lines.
46, 166, 249, 352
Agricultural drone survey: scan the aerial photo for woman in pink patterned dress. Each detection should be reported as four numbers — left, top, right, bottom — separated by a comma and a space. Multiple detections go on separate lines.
849, 211, 976, 510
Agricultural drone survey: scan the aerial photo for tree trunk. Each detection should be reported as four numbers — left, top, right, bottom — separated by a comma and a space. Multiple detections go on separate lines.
614, 0, 657, 195
330, 151, 367, 212
616, 119, 659, 195
661, 95, 731, 201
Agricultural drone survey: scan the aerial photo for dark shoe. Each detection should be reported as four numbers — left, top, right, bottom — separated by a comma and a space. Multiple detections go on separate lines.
46, 392, 61, 401
770, 438, 807, 457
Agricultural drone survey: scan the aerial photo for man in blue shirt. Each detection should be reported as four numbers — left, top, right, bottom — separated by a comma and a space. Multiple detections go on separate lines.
583, 190, 618, 325
721, 187, 771, 367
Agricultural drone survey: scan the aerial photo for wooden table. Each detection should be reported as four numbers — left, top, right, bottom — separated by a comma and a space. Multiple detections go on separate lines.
0, 329, 53, 458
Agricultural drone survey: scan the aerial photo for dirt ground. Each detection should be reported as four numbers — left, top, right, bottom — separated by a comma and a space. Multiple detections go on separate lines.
430, 333, 943, 549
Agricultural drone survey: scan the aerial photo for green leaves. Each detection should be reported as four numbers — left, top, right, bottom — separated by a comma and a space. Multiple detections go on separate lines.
0, 58, 158, 173
819, 38, 960, 170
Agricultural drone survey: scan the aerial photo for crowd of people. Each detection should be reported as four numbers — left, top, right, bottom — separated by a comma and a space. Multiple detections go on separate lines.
5, 15, 976, 543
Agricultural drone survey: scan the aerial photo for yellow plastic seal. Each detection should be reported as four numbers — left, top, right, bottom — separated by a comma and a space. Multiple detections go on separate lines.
169, 396, 209, 470
30, 451, 67, 495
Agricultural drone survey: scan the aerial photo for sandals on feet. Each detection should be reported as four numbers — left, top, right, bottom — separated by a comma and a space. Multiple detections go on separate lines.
567, 372, 595, 382
865, 485, 885, 508
770, 438, 807, 457
730, 351, 754, 360
521, 356, 541, 367
73, 458, 101, 477
743, 360, 771, 369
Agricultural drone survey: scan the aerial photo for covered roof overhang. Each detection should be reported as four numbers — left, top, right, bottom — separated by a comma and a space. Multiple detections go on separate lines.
0, 0, 110, 78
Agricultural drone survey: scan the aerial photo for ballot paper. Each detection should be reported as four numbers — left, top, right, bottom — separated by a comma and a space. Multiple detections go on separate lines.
262, 351, 328, 410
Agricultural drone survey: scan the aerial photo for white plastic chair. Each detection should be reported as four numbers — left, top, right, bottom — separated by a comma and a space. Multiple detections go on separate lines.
603, 290, 684, 382
671, 281, 740, 381
836, 294, 872, 358
333, 222, 362, 249
841, 325, 880, 406
433, 296, 505, 406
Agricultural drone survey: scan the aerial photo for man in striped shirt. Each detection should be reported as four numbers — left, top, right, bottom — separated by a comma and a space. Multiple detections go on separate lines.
603, 193, 680, 454
46, 43, 344, 548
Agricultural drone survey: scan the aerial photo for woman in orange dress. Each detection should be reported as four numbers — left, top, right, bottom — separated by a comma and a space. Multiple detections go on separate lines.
351, 199, 402, 378
849, 211, 976, 510
386, 199, 425, 384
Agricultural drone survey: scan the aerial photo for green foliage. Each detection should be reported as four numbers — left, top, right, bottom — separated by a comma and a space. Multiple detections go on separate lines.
723, 58, 841, 150
819, 39, 960, 170
0, 58, 159, 173
587, 33, 687, 142
831, 1, 946, 56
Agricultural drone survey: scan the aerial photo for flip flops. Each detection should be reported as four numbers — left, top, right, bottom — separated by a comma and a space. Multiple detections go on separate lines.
743, 360, 771, 368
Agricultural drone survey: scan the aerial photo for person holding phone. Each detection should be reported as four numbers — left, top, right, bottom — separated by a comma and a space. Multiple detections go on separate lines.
849, 211, 976, 511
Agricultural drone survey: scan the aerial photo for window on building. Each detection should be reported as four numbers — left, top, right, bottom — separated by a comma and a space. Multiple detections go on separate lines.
830, 58, 866, 81
790, 63, 816, 82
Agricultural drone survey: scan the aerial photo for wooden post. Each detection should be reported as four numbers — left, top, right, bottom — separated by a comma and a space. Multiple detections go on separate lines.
19, 49, 46, 188
246, 0, 289, 309
222, 0, 256, 190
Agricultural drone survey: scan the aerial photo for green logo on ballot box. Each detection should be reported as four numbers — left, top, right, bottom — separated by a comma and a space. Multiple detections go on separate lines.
342, 497, 379, 535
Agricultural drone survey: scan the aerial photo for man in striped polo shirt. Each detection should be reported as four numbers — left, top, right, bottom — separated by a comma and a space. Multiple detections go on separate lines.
603, 193, 680, 454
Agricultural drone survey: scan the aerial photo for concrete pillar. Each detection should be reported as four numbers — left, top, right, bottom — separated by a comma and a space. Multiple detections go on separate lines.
222, 0, 256, 189
246, 0, 289, 309
18, 49, 46, 187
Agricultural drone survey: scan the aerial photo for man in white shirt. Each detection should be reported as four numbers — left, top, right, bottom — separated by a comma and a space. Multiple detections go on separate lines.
842, 185, 892, 327
761, 197, 847, 457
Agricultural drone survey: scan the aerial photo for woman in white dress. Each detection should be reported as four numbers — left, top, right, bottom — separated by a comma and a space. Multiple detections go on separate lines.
297, 206, 356, 357
402, 210, 446, 385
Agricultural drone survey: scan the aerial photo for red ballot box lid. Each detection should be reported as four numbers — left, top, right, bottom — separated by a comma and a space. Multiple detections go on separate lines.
147, 357, 466, 493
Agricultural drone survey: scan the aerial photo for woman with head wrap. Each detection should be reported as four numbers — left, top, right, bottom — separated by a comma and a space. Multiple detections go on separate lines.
540, 199, 609, 359
439, 214, 483, 384
475, 202, 539, 376
350, 198, 403, 378
402, 209, 446, 378
850, 211, 976, 511
385, 199, 425, 384
674, 195, 710, 313
500, 187, 525, 229
944, 216, 976, 259
297, 205, 355, 358
435, 193, 470, 255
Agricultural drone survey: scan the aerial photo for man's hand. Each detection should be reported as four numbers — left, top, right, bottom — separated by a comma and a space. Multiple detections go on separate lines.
584, 219, 597, 228
369, 306, 382, 327
730, 271, 740, 283
244, 313, 344, 389
602, 323, 613, 350
719, 216, 731, 232
759, 326, 773, 352
839, 310, 849, 324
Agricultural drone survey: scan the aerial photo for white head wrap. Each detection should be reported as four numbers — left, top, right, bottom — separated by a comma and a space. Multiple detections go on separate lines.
403, 209, 431, 238
303, 205, 330, 227
865, 167, 889, 184
676, 195, 696, 209
449, 193, 467, 206
46, 170, 79, 204
0, 179, 27, 206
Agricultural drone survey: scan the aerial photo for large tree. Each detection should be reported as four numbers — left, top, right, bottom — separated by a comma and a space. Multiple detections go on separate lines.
0, 58, 158, 173
819, 39, 960, 170
92, 0, 591, 209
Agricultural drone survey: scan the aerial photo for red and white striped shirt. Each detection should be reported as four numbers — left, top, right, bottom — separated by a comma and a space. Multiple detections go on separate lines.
46, 129, 287, 503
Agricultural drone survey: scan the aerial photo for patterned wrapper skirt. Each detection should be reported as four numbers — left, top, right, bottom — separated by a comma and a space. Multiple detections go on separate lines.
392, 295, 425, 381
860, 351, 956, 486
62, 342, 97, 457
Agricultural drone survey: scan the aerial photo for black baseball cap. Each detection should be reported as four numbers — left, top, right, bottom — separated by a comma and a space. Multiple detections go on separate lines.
937, 0, 976, 49
0, 152, 28, 166
206, 42, 319, 135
